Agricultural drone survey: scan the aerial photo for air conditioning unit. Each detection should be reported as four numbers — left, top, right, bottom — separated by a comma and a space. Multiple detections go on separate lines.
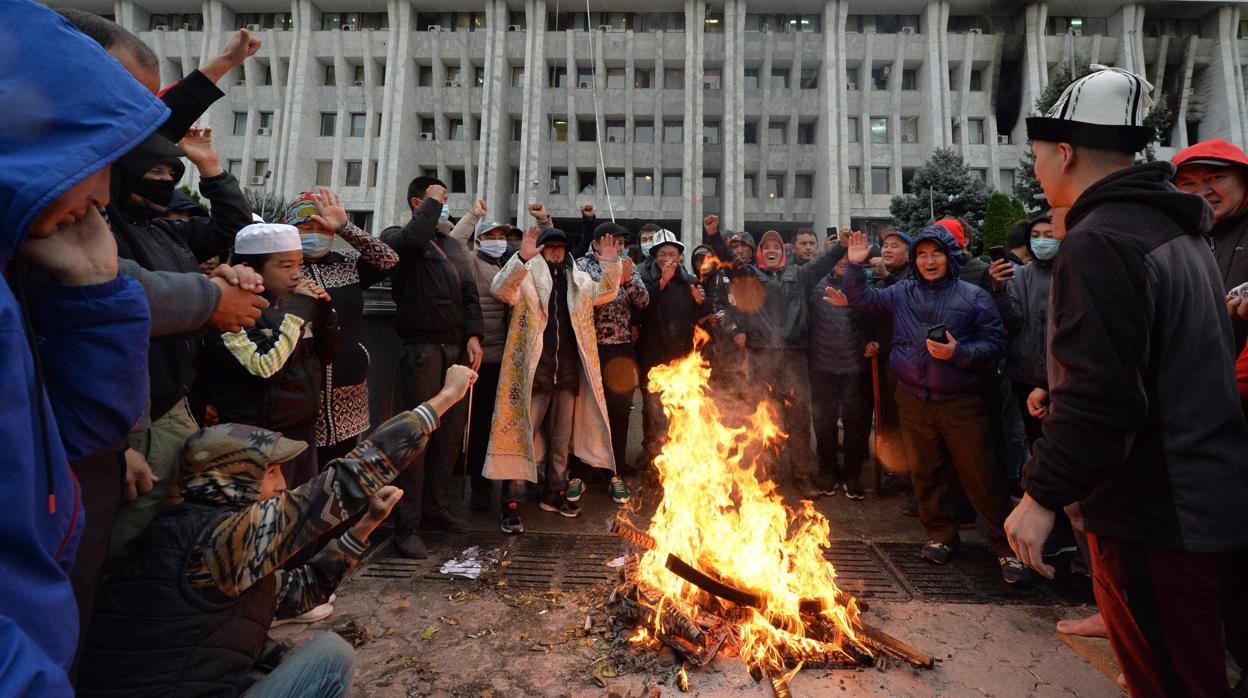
846, 81, 857, 90
418, 132, 434, 141
1071, 29, 1083, 36
849, 183, 862, 193
236, 79, 247, 86
598, 25, 612, 32
578, 80, 592, 88
353, 80, 367, 86
342, 24, 357, 31
882, 65, 892, 76
760, 22, 770, 31
246, 23, 263, 31
703, 136, 711, 144
607, 135, 622, 143
507, 24, 522, 31
901, 26, 914, 34
154, 24, 170, 31
997, 134, 1010, 145
427, 25, 442, 32
257, 127, 272, 136
445, 80, 460, 87
968, 27, 982, 35
249, 176, 266, 185
703, 82, 715, 89
549, 184, 562, 194
901, 133, 916, 143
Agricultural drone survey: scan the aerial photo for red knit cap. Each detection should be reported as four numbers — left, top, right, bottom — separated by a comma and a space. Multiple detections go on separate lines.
934, 218, 966, 248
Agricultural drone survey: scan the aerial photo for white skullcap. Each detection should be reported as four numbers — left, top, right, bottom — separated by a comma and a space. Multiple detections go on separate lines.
234, 223, 302, 255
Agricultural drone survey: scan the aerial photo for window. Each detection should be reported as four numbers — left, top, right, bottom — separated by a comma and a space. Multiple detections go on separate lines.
871, 66, 889, 90
316, 161, 332, 186
377, 64, 386, 86
799, 69, 818, 90
971, 168, 987, 183
253, 160, 268, 179
703, 121, 721, 145
232, 112, 248, 136
704, 12, 724, 33
376, 113, 383, 133
353, 64, 366, 84
344, 161, 363, 187
768, 121, 787, 146
446, 65, 462, 85
576, 66, 593, 88
512, 119, 523, 141
474, 67, 486, 87
770, 68, 789, 90
259, 63, 272, 85
969, 69, 984, 92
321, 12, 388, 30
846, 67, 859, 89
968, 118, 985, 145
448, 118, 464, 141
234, 12, 292, 30
743, 68, 760, 90
605, 171, 625, 196
606, 67, 626, 89
745, 13, 821, 33
765, 174, 784, 199
798, 121, 816, 145
227, 159, 242, 178
511, 67, 526, 87
663, 120, 682, 144
549, 66, 568, 88
902, 69, 918, 90
418, 65, 433, 86
744, 174, 756, 197
901, 116, 919, 143
999, 169, 1016, 194
902, 167, 918, 193
702, 174, 718, 197
578, 118, 597, 142
150, 12, 204, 30
348, 211, 374, 230
871, 167, 890, 194
1046, 16, 1108, 36
349, 112, 366, 137
846, 117, 859, 143
795, 174, 814, 199
622, 120, 650, 144
634, 69, 653, 88
662, 172, 681, 196
870, 117, 889, 144
323, 64, 336, 86
743, 121, 758, 144
318, 113, 336, 137
551, 169, 569, 194
846, 14, 921, 34
606, 120, 626, 143
847, 167, 862, 193
665, 68, 683, 89
550, 118, 568, 142
450, 168, 467, 193
420, 117, 436, 137
703, 68, 721, 90
370, 161, 378, 188
578, 170, 597, 194
634, 173, 654, 195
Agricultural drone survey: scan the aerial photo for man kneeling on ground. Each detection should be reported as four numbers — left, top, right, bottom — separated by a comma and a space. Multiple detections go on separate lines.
76, 366, 477, 698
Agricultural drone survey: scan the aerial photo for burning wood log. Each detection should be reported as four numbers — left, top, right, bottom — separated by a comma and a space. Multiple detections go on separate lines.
608, 516, 657, 550
855, 622, 935, 670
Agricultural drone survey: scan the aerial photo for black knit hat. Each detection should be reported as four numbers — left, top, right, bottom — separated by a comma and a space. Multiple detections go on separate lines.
537, 227, 571, 246
1025, 65, 1155, 153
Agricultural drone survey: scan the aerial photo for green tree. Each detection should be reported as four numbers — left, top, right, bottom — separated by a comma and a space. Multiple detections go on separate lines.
981, 191, 1028, 251
888, 148, 992, 234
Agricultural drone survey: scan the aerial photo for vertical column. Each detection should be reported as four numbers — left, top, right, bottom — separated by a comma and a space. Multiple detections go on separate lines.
1174, 35, 1198, 149
273, 0, 315, 198
721, 0, 746, 231
1207, 5, 1246, 145
1021, 2, 1049, 123
814, 0, 847, 233
374, 0, 409, 221
515, 0, 548, 223
683, 0, 706, 236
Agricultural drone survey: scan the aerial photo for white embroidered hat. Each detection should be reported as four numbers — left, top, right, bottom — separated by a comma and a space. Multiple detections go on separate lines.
650, 229, 685, 256
1026, 64, 1155, 153
233, 222, 302, 255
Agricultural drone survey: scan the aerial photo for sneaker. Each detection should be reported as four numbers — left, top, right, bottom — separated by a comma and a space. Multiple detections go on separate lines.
795, 479, 822, 500
500, 502, 524, 534
919, 541, 954, 565
817, 475, 840, 496
421, 511, 469, 534
394, 531, 428, 559
843, 479, 866, 501
271, 602, 334, 627
540, 496, 581, 518
565, 478, 585, 502
999, 557, 1034, 585
609, 477, 630, 504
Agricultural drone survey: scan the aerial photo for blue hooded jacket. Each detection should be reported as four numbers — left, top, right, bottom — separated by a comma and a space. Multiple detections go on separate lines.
0, 3, 166, 694
843, 225, 1005, 402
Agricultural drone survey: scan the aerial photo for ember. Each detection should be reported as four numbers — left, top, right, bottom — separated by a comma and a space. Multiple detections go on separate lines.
609, 331, 933, 695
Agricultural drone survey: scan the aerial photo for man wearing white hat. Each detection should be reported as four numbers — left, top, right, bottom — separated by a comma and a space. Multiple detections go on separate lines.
1005, 66, 1248, 695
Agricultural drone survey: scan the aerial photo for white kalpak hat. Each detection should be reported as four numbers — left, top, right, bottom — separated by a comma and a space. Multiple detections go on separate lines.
650, 229, 685, 256
234, 223, 302, 255
1026, 65, 1155, 153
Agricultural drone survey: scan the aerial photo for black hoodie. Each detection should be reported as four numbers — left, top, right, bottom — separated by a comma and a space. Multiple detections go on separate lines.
1022, 162, 1248, 552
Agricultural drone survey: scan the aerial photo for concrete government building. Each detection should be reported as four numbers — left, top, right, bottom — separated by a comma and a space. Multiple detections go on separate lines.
51, 0, 1248, 238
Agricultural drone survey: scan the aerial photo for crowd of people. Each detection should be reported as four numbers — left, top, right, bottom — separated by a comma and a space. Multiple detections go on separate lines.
3, 4, 1248, 696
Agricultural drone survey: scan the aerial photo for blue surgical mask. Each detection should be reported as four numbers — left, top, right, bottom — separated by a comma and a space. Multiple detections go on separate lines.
1031, 237, 1061, 261
478, 239, 508, 259
640, 242, 655, 257
301, 232, 333, 258
440, 203, 452, 220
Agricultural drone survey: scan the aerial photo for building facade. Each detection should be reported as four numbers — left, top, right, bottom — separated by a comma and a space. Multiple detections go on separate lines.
54, 0, 1248, 238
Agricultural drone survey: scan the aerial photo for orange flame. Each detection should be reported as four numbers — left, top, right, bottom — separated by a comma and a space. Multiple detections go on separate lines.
636, 329, 864, 673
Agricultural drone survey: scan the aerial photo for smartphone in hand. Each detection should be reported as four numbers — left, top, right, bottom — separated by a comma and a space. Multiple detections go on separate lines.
926, 324, 948, 343
988, 246, 1007, 263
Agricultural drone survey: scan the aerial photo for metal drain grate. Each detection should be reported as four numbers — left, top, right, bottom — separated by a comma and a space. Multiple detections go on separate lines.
497, 533, 625, 590
873, 541, 1096, 605
824, 540, 911, 602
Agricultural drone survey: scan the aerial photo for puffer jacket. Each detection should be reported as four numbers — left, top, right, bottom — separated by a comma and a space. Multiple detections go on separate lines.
808, 273, 874, 376
843, 226, 1005, 402
448, 211, 508, 363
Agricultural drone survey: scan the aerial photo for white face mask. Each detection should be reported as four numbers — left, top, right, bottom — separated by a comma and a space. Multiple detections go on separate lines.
478, 239, 508, 259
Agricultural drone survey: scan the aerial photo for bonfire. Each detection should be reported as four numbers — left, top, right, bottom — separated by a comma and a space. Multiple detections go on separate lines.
608, 331, 932, 696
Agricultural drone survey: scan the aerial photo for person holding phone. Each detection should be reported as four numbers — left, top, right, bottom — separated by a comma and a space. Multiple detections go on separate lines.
837, 226, 1027, 586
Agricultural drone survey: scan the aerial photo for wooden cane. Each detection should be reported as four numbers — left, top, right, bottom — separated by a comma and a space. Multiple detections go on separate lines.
870, 354, 883, 500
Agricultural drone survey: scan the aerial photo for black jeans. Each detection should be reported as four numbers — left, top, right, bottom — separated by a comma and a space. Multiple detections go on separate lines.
753, 348, 817, 482
467, 362, 501, 495
392, 342, 468, 529
69, 450, 126, 680
895, 388, 1013, 558
1010, 380, 1045, 448
808, 369, 872, 481
598, 343, 637, 473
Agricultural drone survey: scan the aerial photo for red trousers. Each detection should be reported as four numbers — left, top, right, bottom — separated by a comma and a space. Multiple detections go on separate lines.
1089, 533, 1238, 697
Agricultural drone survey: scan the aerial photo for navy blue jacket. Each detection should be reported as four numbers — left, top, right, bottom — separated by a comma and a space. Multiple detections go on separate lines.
808, 273, 874, 376
0, 4, 164, 694
843, 226, 1005, 402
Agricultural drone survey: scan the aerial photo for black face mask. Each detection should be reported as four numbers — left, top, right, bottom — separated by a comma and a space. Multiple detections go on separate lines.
129, 177, 179, 210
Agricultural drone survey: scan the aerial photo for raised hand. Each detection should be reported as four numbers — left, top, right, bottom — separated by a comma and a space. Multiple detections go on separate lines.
201, 28, 262, 83
178, 127, 223, 177
472, 199, 487, 217
424, 183, 448, 203
581, 203, 595, 219
528, 202, 549, 221
351, 485, 405, 542
620, 256, 634, 279
703, 214, 720, 236
845, 231, 871, 264
691, 284, 706, 305
988, 258, 1015, 289
441, 364, 479, 403
519, 225, 544, 261
309, 187, 348, 232
823, 287, 848, 307
598, 233, 619, 262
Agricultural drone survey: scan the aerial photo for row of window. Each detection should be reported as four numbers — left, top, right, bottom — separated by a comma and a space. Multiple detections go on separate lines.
226, 159, 379, 188
547, 170, 817, 199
